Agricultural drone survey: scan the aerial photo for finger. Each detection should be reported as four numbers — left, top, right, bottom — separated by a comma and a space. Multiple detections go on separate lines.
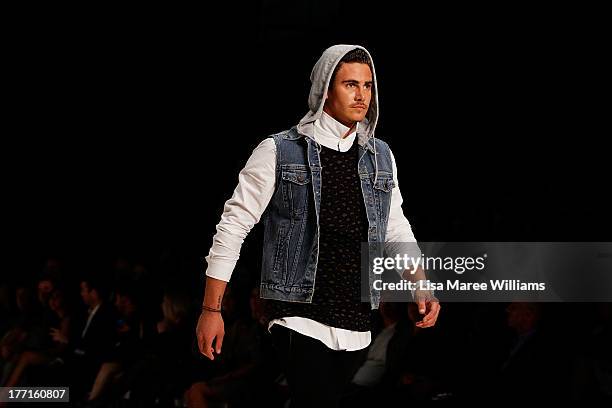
200, 335, 214, 360
431, 303, 441, 325
418, 302, 436, 323
420, 313, 437, 328
423, 303, 440, 322
417, 303, 440, 328
423, 302, 440, 322
422, 309, 435, 323
197, 335, 204, 354
215, 331, 224, 355
425, 306, 441, 328
418, 300, 427, 315
416, 317, 434, 328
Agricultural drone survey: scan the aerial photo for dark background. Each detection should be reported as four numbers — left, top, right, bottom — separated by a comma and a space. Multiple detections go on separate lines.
1, 3, 610, 404
4, 2, 610, 284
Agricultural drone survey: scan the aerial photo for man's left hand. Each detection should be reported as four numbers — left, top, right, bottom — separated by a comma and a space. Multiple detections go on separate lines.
415, 298, 440, 328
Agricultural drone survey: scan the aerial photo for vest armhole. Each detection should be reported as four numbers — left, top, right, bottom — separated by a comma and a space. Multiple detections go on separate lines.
271, 135, 282, 203
376, 139, 395, 181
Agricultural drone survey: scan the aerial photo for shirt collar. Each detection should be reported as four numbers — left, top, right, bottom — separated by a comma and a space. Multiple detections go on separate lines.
314, 111, 358, 152
88, 303, 101, 316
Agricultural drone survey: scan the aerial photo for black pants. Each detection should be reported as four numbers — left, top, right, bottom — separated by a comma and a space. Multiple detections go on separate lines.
270, 324, 366, 408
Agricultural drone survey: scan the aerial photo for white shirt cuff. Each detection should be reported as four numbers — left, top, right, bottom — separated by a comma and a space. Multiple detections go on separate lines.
204, 259, 236, 282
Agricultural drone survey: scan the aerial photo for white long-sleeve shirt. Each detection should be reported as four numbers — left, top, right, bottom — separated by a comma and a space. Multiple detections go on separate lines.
205, 111, 419, 350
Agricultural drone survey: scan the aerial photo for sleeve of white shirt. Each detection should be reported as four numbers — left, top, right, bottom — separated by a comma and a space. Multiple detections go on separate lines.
384, 148, 422, 278
204, 138, 277, 282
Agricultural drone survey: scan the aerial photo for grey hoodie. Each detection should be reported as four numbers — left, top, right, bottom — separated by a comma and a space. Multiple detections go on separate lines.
296, 44, 382, 183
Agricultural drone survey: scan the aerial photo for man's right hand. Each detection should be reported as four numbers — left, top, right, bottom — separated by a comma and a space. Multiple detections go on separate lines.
196, 310, 225, 360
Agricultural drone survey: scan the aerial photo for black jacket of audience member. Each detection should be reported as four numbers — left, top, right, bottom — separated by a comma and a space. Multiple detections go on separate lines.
71, 302, 117, 364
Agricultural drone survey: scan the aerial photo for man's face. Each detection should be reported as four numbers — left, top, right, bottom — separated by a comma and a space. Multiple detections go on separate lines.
324, 62, 373, 128
37, 279, 54, 305
115, 293, 126, 313
80, 281, 92, 306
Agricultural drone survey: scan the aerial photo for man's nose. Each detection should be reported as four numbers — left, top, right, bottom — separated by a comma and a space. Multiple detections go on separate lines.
354, 86, 364, 100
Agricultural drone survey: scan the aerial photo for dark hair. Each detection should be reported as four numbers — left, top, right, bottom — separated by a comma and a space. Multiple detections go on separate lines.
162, 289, 193, 326
82, 274, 111, 301
329, 48, 373, 89
36, 273, 56, 287
49, 287, 71, 312
115, 282, 140, 306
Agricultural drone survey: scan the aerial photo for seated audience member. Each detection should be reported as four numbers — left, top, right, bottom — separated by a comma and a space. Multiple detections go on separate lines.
185, 286, 281, 408
65, 276, 117, 399
493, 302, 566, 403
341, 302, 411, 407
113, 289, 196, 405
0, 285, 37, 385
86, 282, 153, 402
3, 288, 72, 387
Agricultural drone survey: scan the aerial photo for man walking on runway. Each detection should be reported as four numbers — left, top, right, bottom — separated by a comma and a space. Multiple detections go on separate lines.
196, 44, 440, 407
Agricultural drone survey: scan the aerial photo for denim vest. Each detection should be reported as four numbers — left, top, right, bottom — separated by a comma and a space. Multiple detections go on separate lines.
259, 127, 395, 310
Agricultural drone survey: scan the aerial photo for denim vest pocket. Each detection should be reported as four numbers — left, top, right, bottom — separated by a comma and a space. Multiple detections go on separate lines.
372, 173, 395, 192
281, 164, 312, 217
371, 172, 395, 235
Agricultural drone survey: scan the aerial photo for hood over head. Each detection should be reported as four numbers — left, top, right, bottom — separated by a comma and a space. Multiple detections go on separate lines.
296, 44, 382, 182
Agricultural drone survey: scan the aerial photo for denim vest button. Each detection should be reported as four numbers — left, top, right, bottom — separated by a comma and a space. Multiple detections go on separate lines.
297, 174, 305, 182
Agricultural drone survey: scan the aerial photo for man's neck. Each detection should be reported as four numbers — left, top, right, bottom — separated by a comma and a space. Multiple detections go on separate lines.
89, 299, 102, 310
321, 109, 357, 139
343, 122, 357, 139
